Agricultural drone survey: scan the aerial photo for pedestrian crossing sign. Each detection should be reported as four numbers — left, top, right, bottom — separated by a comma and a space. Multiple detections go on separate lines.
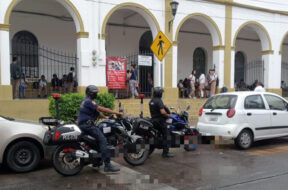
150, 31, 172, 61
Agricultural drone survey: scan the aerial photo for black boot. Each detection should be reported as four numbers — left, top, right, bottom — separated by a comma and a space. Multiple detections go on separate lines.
162, 148, 174, 158
104, 163, 120, 172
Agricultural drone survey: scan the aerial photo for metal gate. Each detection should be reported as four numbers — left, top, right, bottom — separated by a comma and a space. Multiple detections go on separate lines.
245, 60, 264, 86
12, 42, 78, 81
108, 51, 154, 99
282, 62, 288, 85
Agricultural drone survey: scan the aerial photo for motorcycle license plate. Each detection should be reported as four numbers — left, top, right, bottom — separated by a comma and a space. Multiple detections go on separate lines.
103, 127, 111, 134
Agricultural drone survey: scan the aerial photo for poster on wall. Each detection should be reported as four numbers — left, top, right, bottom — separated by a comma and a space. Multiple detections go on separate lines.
106, 57, 127, 89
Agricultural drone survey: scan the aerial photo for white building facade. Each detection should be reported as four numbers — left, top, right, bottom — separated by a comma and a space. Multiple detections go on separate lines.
0, 0, 288, 100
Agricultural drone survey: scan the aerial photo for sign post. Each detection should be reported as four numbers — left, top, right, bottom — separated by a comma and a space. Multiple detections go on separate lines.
150, 31, 172, 88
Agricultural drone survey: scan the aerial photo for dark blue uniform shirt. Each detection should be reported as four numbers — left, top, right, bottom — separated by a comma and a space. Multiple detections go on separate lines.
78, 97, 99, 125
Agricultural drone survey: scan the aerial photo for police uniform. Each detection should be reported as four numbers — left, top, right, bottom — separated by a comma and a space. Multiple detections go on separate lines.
149, 97, 170, 154
78, 96, 110, 164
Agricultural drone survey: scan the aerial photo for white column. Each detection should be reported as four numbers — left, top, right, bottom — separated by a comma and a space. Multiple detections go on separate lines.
0, 30, 10, 85
230, 50, 235, 88
213, 49, 225, 88
153, 56, 161, 87
77, 37, 90, 87
172, 45, 178, 88
263, 53, 281, 89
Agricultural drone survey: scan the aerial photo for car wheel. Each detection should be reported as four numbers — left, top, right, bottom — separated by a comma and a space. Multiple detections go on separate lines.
235, 129, 253, 150
6, 141, 41, 172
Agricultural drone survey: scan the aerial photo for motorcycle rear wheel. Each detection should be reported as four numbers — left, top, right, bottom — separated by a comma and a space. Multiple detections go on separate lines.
52, 143, 84, 176
123, 139, 149, 166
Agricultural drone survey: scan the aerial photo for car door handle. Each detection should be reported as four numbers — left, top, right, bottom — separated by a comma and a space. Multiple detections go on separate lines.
273, 112, 277, 116
247, 113, 252, 116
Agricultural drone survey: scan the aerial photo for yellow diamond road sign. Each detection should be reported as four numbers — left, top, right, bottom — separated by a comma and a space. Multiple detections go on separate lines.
150, 31, 172, 61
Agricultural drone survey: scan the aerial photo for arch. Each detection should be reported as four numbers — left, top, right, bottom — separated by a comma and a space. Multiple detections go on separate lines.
174, 13, 223, 46
4, 0, 86, 33
232, 21, 272, 51
279, 31, 288, 54
101, 2, 160, 39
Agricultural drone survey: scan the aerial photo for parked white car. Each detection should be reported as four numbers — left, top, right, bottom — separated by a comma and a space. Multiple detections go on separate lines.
0, 116, 49, 172
197, 92, 288, 149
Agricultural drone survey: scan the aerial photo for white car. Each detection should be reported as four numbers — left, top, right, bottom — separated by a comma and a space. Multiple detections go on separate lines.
0, 116, 50, 172
197, 92, 288, 149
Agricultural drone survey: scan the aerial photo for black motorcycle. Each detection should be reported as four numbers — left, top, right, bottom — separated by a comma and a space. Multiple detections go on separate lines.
42, 116, 149, 176
131, 106, 199, 155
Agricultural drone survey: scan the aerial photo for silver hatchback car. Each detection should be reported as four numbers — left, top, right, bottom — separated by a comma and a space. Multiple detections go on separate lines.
0, 116, 49, 172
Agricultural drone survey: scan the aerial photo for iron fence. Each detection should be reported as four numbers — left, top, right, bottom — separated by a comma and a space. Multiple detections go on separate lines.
12, 42, 78, 82
245, 60, 264, 86
108, 51, 154, 99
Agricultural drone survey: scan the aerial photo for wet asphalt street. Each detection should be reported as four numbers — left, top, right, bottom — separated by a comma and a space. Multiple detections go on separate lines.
2, 138, 288, 190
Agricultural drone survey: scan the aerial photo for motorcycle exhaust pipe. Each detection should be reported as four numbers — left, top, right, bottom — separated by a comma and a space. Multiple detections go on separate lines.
72, 150, 89, 158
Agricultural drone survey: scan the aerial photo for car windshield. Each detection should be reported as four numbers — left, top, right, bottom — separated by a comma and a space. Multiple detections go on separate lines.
203, 95, 238, 109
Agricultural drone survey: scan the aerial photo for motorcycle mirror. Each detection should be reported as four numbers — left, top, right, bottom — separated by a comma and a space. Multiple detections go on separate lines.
186, 105, 191, 111
169, 106, 175, 110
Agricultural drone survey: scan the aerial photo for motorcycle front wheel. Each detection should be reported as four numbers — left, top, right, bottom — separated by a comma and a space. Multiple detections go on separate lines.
123, 139, 149, 166
52, 143, 84, 176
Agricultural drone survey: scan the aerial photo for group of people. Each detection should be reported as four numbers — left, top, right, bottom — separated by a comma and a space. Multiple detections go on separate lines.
37, 67, 77, 98
10, 56, 77, 99
235, 79, 266, 92
177, 69, 218, 99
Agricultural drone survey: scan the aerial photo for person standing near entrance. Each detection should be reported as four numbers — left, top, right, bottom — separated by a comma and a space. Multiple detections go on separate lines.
188, 70, 197, 98
128, 65, 139, 98
209, 69, 218, 96
10, 57, 21, 99
199, 72, 206, 98
67, 67, 76, 93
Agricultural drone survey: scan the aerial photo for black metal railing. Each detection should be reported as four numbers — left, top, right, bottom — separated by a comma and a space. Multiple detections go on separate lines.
11, 42, 78, 98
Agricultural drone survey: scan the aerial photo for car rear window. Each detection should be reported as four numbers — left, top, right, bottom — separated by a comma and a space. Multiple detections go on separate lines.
203, 95, 238, 109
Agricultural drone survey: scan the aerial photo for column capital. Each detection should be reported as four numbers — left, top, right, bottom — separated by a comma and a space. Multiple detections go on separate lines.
0, 24, 10, 31
213, 45, 225, 51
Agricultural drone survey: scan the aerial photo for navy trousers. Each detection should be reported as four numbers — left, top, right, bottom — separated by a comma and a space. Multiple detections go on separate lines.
79, 124, 110, 164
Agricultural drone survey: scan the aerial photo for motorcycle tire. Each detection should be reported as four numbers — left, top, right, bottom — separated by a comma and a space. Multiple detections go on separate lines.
52, 143, 84, 176
123, 140, 149, 166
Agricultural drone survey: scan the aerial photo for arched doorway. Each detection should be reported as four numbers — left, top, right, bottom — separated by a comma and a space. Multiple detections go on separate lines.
233, 22, 272, 89
234, 51, 245, 85
175, 14, 222, 84
193, 47, 206, 77
104, 5, 159, 98
12, 31, 39, 78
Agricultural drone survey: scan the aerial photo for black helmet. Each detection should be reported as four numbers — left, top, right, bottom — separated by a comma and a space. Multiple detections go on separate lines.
153, 87, 164, 98
86, 85, 99, 99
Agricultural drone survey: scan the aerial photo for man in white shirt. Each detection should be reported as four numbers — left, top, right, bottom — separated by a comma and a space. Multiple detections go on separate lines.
199, 73, 206, 98
254, 82, 266, 92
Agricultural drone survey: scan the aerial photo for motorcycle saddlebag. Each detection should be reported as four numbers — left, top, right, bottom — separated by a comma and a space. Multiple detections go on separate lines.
43, 124, 81, 145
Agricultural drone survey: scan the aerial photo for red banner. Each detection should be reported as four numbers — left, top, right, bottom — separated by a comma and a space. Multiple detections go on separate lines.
106, 57, 127, 89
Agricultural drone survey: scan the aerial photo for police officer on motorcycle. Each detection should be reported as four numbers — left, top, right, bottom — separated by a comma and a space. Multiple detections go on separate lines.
78, 85, 123, 172
149, 87, 174, 158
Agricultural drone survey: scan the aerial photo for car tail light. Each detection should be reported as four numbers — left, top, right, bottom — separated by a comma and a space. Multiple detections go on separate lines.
199, 107, 203, 117
227, 109, 236, 118
54, 132, 61, 140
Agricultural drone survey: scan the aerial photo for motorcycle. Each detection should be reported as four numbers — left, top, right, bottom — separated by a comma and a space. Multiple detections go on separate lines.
41, 116, 149, 176
131, 105, 199, 155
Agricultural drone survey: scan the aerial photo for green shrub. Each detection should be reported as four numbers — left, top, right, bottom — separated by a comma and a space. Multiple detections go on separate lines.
49, 93, 116, 122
